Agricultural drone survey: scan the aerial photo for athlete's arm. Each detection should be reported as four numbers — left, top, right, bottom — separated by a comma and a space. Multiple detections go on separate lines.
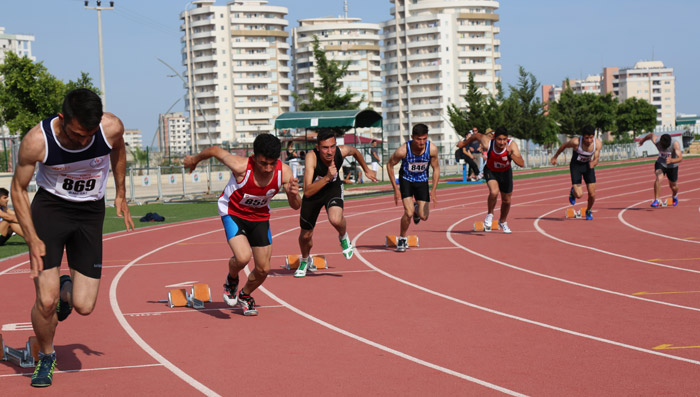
281, 163, 301, 210
669, 141, 683, 165
340, 145, 378, 182
11, 124, 46, 278
638, 132, 656, 146
0, 206, 17, 223
550, 138, 577, 165
105, 114, 134, 232
429, 143, 440, 206
301, 150, 332, 198
184, 146, 247, 179
590, 138, 603, 168
508, 140, 525, 168
386, 145, 407, 206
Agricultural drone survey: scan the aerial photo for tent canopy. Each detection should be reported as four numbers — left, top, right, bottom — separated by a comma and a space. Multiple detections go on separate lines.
274, 109, 383, 130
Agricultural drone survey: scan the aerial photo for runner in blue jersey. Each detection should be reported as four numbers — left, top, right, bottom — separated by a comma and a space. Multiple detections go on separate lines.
386, 124, 440, 252
11, 89, 134, 387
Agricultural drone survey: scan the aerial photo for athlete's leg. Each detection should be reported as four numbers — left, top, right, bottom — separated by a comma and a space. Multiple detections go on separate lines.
31, 267, 60, 354
63, 270, 100, 315
417, 200, 429, 221
0, 220, 9, 236
327, 206, 347, 236
669, 180, 678, 197
9, 222, 24, 237
498, 192, 512, 223
653, 169, 663, 199
486, 180, 499, 214
400, 197, 413, 236
586, 182, 596, 211
299, 228, 314, 258
227, 234, 253, 275
572, 184, 584, 199
242, 245, 272, 295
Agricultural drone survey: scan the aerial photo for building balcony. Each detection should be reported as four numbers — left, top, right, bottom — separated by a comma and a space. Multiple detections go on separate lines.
234, 101, 273, 108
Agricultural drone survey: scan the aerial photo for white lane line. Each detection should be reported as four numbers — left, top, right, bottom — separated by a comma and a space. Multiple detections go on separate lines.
0, 363, 164, 378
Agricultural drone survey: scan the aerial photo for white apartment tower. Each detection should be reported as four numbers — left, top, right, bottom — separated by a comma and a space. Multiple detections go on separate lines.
292, 16, 382, 128
124, 129, 143, 149
381, 0, 501, 151
159, 112, 191, 156
0, 27, 35, 64
180, 0, 291, 149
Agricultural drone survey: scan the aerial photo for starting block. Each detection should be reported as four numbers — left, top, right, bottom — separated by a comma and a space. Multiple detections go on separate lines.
565, 207, 585, 219
659, 198, 674, 207
1, 334, 39, 368
473, 221, 499, 232
166, 283, 212, 309
283, 255, 327, 270
384, 235, 419, 248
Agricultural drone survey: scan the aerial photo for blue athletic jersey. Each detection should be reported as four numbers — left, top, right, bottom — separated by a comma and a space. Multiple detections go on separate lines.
400, 140, 431, 183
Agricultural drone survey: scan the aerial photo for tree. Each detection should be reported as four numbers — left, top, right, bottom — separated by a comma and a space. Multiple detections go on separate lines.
589, 93, 617, 135
447, 72, 490, 137
507, 66, 555, 146
64, 72, 101, 95
549, 84, 595, 137
615, 97, 657, 140
0, 53, 100, 137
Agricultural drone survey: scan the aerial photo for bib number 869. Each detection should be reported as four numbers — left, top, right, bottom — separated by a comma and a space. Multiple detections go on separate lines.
62, 179, 96, 192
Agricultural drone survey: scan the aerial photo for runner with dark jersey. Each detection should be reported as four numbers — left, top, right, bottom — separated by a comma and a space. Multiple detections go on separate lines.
460, 126, 524, 233
386, 123, 439, 252
551, 125, 603, 220
294, 129, 377, 278
638, 132, 682, 207
185, 134, 300, 316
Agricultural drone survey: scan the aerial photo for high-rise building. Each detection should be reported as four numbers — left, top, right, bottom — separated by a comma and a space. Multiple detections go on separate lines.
381, 0, 501, 151
124, 129, 143, 149
292, 16, 382, 137
180, 0, 291, 149
0, 27, 35, 64
158, 112, 191, 156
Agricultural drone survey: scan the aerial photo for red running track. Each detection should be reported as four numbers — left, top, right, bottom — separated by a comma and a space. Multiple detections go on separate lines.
1, 158, 700, 395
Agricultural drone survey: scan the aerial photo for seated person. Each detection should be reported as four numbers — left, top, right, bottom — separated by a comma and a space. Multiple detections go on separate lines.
343, 162, 363, 184
0, 187, 25, 245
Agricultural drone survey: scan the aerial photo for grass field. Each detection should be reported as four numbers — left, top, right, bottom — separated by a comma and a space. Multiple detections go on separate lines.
0, 158, 656, 260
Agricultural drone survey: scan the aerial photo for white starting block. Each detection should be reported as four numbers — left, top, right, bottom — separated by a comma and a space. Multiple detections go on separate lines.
1, 334, 39, 368
565, 207, 586, 219
283, 255, 327, 270
385, 235, 419, 248
659, 198, 674, 207
166, 283, 212, 309
473, 221, 500, 232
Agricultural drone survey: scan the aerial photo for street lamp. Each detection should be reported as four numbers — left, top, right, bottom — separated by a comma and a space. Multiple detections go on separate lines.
84, 1, 114, 110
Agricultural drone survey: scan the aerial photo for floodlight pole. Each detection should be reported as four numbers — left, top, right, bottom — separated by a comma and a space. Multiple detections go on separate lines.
84, 1, 114, 110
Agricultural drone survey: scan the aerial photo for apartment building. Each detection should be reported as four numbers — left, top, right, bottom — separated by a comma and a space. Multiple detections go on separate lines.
158, 112, 191, 156
602, 61, 675, 127
381, 0, 501, 151
292, 16, 383, 139
124, 129, 143, 149
180, 0, 291, 148
0, 26, 35, 64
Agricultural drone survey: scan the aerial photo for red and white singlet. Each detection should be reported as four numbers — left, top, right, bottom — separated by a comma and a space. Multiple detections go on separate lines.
485, 138, 512, 172
217, 157, 282, 221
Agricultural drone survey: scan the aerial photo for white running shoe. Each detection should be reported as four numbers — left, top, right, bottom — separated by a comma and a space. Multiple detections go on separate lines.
294, 258, 309, 278
340, 236, 354, 259
499, 221, 512, 234
484, 213, 493, 230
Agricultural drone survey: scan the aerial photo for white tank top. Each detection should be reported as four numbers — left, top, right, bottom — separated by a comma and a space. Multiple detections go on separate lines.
35, 116, 112, 202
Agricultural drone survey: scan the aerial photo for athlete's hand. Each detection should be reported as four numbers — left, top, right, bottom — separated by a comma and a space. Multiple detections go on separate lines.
431, 191, 438, 208
550, 156, 558, 166
393, 187, 401, 206
183, 155, 198, 173
115, 196, 135, 232
327, 162, 338, 182
288, 177, 299, 195
365, 169, 378, 182
28, 238, 46, 279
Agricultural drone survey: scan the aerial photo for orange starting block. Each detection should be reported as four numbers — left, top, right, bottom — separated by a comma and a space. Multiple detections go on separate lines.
385, 235, 419, 248
284, 255, 327, 270
473, 221, 500, 232
1, 334, 39, 368
166, 283, 212, 309
565, 207, 586, 219
659, 198, 675, 207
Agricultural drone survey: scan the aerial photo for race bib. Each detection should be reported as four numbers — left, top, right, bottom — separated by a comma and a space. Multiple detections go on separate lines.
239, 193, 271, 208
578, 155, 592, 162
407, 162, 428, 172
55, 173, 102, 197
493, 161, 509, 169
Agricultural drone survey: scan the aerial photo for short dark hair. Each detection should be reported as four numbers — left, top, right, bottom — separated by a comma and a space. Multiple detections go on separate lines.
316, 129, 336, 144
659, 133, 671, 148
582, 125, 595, 136
253, 133, 281, 159
494, 126, 508, 138
412, 123, 429, 136
0, 187, 8, 197
62, 88, 103, 130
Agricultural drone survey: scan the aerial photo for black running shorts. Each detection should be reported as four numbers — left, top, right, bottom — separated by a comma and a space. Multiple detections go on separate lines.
570, 160, 596, 185
299, 183, 344, 230
484, 167, 513, 194
655, 162, 678, 182
221, 214, 272, 247
398, 177, 430, 202
31, 188, 105, 279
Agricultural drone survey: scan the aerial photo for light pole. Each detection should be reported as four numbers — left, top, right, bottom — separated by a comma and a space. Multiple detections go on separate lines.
84, 1, 114, 109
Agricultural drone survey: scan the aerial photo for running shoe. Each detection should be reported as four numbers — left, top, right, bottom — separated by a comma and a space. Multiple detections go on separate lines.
499, 222, 512, 234
484, 213, 493, 231
568, 187, 576, 206
585, 210, 593, 220
31, 352, 57, 387
673, 197, 678, 207
412, 202, 420, 224
223, 274, 239, 306
340, 235, 353, 260
396, 237, 408, 252
294, 258, 309, 278
650, 199, 660, 208
237, 290, 258, 316
308, 259, 318, 272
56, 275, 72, 322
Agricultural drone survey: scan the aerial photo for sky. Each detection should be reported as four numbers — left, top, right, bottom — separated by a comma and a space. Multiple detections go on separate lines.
2, 0, 699, 148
